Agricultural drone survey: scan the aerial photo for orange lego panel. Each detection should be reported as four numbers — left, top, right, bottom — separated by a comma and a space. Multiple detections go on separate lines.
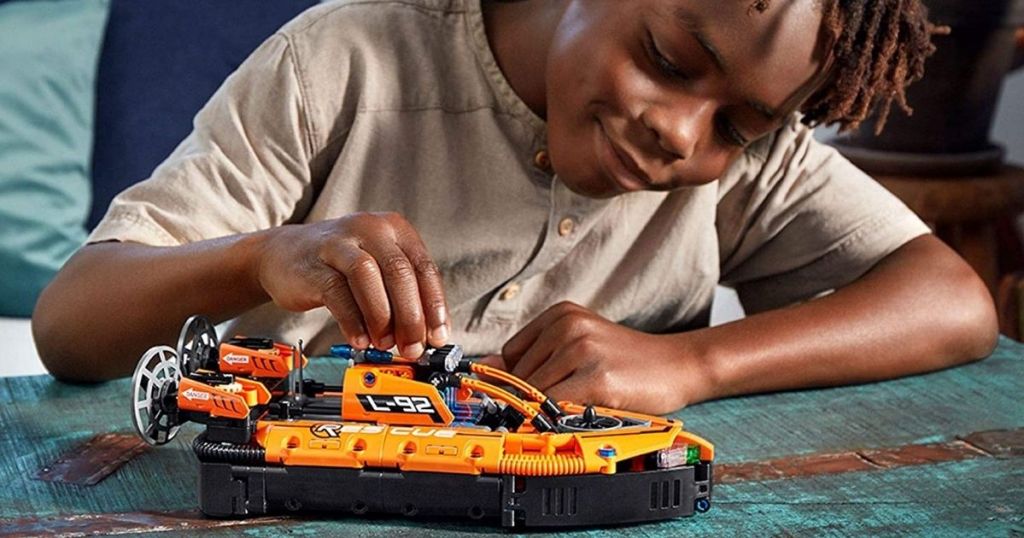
218, 342, 306, 378
340, 366, 455, 426
258, 420, 385, 469
251, 416, 689, 478
235, 377, 272, 406
177, 377, 251, 420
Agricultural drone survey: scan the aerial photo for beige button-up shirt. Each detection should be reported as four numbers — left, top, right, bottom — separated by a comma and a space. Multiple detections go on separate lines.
89, 0, 930, 356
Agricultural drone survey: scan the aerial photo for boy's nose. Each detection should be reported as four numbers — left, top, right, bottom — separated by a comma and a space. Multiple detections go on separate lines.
640, 99, 712, 162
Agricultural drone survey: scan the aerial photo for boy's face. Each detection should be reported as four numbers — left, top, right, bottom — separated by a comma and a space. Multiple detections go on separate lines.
546, 0, 830, 197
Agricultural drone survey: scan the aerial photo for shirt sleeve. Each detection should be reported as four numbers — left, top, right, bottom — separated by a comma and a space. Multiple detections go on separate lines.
717, 118, 931, 314
88, 33, 316, 246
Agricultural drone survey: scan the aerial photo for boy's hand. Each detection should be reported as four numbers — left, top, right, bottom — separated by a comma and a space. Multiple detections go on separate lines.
482, 302, 709, 414
256, 212, 449, 358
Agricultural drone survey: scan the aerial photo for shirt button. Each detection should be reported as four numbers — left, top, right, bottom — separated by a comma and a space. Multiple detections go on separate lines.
533, 149, 553, 173
499, 283, 521, 301
558, 217, 576, 237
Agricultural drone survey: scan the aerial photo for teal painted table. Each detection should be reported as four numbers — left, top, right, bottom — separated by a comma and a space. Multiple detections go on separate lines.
1, 339, 1022, 536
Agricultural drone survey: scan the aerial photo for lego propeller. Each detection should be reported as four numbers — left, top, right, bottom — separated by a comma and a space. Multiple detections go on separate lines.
177, 315, 219, 377
131, 345, 183, 446
557, 405, 623, 431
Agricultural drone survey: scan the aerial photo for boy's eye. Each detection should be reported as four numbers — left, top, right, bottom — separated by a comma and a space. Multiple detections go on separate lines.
646, 31, 688, 80
642, 29, 748, 149
715, 114, 750, 148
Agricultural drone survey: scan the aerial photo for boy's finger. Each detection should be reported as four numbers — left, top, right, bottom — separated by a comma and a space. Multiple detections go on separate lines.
509, 327, 560, 380
502, 303, 574, 365
395, 232, 449, 349
319, 271, 370, 348
545, 374, 592, 405
361, 237, 426, 358
525, 347, 577, 391
318, 242, 393, 349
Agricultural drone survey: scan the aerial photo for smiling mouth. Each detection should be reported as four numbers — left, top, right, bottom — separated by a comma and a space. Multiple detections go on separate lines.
596, 120, 652, 192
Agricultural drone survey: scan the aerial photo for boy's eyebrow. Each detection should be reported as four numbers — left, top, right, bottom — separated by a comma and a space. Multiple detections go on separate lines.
673, 8, 779, 121
673, 10, 728, 71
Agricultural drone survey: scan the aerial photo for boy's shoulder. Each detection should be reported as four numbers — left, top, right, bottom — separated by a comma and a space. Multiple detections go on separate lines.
281, 0, 474, 38
741, 115, 815, 164
269, 0, 493, 114
719, 115, 843, 198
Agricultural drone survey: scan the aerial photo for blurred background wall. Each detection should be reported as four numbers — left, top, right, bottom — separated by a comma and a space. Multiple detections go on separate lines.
994, 71, 1024, 163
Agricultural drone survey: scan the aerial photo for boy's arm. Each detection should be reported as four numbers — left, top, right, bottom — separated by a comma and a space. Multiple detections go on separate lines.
32, 235, 268, 382
682, 233, 996, 403
489, 234, 997, 414
33, 213, 452, 382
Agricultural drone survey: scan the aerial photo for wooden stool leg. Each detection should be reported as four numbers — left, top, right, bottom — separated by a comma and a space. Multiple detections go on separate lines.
996, 272, 1024, 340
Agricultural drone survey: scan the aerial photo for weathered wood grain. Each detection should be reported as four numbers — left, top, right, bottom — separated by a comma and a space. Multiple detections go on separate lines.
33, 433, 150, 486
716, 433, 1015, 484
0, 511, 288, 537
961, 428, 1024, 457
677, 339, 1024, 464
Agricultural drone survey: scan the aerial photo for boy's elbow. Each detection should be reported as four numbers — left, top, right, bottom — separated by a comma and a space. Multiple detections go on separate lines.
946, 265, 998, 365
32, 282, 73, 381
33, 326, 108, 383
960, 302, 998, 365
32, 276, 103, 383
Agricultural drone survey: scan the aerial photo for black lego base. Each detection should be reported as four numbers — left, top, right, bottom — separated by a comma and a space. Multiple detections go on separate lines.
198, 460, 713, 528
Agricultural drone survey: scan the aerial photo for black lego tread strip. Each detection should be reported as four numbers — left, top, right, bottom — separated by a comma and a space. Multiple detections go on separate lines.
197, 461, 712, 528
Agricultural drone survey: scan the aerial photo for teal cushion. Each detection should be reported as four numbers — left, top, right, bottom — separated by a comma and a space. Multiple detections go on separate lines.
0, 0, 110, 317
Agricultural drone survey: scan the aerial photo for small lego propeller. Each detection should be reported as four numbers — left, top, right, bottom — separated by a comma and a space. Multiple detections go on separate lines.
557, 405, 624, 431
177, 315, 219, 377
130, 345, 182, 445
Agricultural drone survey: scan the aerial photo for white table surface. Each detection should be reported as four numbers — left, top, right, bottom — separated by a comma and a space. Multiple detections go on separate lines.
0, 317, 46, 377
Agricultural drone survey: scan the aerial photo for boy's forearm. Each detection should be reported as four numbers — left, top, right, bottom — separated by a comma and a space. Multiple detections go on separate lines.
680, 234, 998, 404
32, 232, 272, 381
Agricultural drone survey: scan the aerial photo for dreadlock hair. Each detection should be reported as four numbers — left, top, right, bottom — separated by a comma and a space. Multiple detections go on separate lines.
751, 0, 948, 134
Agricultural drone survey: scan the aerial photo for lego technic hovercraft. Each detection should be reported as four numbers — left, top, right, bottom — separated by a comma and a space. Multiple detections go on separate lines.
130, 315, 714, 528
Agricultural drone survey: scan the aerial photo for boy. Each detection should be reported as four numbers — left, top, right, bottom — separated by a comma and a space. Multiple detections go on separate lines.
33, 0, 996, 414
